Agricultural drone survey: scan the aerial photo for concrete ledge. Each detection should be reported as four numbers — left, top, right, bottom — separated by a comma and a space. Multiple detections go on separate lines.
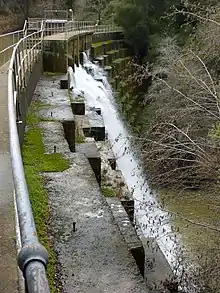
107, 147, 116, 170
39, 121, 70, 154
141, 237, 174, 292
121, 199, 134, 222
87, 111, 105, 141
74, 115, 91, 137
76, 111, 105, 141
95, 107, 101, 115
76, 142, 101, 185
106, 197, 145, 276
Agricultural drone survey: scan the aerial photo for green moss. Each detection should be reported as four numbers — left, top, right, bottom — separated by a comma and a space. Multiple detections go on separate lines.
43, 71, 63, 77
76, 131, 85, 144
106, 49, 118, 54
22, 128, 68, 172
101, 185, 116, 197
113, 57, 131, 64
22, 103, 69, 292
72, 96, 84, 102
104, 66, 112, 70
92, 40, 114, 48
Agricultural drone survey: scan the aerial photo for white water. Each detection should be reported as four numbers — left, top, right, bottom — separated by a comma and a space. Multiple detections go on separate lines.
69, 52, 181, 270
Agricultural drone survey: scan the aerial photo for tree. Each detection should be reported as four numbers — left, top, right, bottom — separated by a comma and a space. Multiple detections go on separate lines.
115, 0, 184, 59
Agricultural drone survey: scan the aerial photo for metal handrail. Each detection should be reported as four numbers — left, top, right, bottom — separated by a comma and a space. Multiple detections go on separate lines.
8, 24, 50, 293
93, 24, 123, 33
27, 18, 122, 35
7, 18, 123, 293
0, 21, 27, 67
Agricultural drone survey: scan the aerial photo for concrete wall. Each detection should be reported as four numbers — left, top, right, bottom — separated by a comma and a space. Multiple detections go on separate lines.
17, 31, 126, 144
92, 32, 124, 43
43, 33, 93, 73
17, 57, 42, 143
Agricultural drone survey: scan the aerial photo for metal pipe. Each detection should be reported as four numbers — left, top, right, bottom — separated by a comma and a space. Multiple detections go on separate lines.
25, 261, 50, 293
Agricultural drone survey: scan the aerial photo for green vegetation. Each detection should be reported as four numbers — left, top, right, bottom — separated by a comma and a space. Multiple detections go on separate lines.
72, 96, 84, 102
43, 72, 60, 77
106, 49, 119, 55
22, 103, 69, 292
101, 173, 116, 197
92, 40, 114, 48
113, 57, 131, 64
101, 185, 115, 197
75, 127, 85, 144
95, 0, 220, 289
104, 65, 112, 71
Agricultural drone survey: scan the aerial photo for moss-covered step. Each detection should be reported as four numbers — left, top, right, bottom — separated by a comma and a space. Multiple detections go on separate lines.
91, 39, 125, 59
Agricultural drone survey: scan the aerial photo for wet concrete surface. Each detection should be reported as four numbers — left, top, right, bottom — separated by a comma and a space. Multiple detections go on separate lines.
34, 76, 70, 106
43, 153, 148, 293
39, 105, 73, 121
39, 121, 70, 154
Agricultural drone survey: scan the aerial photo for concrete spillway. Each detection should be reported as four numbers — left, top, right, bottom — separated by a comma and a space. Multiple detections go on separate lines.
71, 52, 181, 269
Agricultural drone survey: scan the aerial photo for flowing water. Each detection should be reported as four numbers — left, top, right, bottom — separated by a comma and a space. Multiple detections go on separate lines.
69, 52, 181, 270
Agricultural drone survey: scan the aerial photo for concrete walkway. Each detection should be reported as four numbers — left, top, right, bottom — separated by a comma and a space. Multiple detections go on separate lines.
0, 64, 18, 293
44, 29, 93, 41
34, 75, 148, 293
44, 152, 148, 293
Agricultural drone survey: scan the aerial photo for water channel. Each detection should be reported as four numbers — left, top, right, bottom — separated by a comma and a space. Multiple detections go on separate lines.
69, 52, 181, 272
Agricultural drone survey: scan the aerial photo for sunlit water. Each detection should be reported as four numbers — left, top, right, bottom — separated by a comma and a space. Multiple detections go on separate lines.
69, 52, 182, 271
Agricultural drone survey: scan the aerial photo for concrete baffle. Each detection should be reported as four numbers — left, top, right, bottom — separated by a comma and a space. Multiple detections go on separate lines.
60, 79, 68, 89
62, 119, 75, 152
71, 101, 85, 115
76, 142, 101, 185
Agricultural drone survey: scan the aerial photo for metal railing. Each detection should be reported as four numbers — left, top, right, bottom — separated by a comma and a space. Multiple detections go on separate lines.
93, 24, 123, 33
8, 21, 50, 293
0, 21, 27, 67
27, 18, 122, 37
6, 17, 123, 293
